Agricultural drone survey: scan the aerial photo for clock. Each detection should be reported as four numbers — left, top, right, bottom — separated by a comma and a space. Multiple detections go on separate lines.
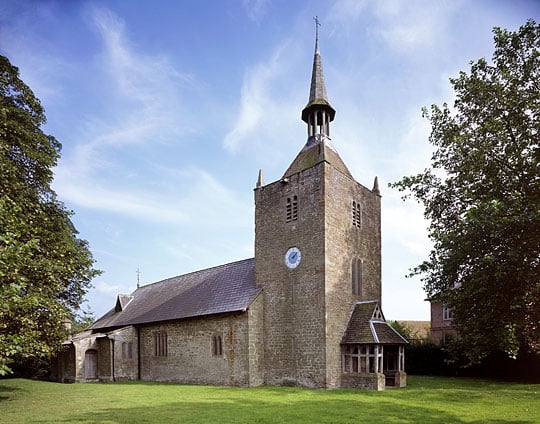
285, 247, 302, 269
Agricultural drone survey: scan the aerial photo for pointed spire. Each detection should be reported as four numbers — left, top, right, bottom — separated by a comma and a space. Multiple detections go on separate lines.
308, 16, 328, 104
314, 15, 320, 54
256, 169, 264, 188
302, 17, 335, 140
372, 176, 381, 196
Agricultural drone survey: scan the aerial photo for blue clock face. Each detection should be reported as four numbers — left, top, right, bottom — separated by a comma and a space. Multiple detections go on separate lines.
285, 247, 301, 269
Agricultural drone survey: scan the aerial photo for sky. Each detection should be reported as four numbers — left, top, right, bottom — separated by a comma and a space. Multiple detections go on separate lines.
1, 0, 539, 321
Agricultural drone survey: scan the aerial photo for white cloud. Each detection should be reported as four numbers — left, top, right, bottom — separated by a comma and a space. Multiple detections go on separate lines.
53, 172, 188, 223
94, 280, 122, 294
223, 42, 290, 152
373, 0, 461, 52
51, 6, 206, 223
89, 6, 194, 105
242, 0, 271, 23
328, 0, 369, 26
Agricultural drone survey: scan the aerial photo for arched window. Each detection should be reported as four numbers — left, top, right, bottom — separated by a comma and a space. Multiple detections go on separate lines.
352, 258, 363, 296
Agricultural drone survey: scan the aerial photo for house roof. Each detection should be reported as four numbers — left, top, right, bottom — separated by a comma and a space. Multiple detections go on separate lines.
89, 258, 261, 331
341, 301, 408, 345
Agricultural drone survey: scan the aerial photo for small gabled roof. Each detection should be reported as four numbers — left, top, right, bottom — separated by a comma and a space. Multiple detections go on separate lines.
341, 301, 408, 345
89, 258, 260, 331
115, 294, 134, 312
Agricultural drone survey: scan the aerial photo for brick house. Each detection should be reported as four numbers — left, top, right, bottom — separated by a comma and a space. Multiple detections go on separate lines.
55, 28, 407, 390
430, 300, 457, 346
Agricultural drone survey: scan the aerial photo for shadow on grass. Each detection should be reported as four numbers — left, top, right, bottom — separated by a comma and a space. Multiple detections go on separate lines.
59, 393, 534, 424
0, 383, 21, 401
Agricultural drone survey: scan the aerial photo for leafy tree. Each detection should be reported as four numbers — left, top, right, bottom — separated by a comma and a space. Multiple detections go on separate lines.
389, 320, 413, 341
0, 55, 100, 375
390, 320, 430, 344
391, 20, 540, 364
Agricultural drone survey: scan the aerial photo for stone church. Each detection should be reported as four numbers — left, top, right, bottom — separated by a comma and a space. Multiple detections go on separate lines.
55, 29, 407, 390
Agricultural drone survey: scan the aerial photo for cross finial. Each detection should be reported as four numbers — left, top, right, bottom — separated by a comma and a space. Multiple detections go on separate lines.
313, 16, 321, 53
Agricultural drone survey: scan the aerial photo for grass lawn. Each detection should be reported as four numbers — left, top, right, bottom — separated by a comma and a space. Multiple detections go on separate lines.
0, 376, 538, 423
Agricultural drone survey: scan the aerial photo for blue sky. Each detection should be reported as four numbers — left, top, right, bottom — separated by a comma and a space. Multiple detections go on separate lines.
1, 0, 538, 321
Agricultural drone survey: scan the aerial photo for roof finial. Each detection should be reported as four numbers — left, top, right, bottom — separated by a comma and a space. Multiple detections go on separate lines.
256, 169, 264, 188
136, 267, 141, 289
314, 16, 321, 54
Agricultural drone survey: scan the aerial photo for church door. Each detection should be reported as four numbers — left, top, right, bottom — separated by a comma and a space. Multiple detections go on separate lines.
84, 350, 98, 380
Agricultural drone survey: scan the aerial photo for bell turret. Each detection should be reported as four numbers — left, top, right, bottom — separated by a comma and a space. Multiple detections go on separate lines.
301, 16, 335, 142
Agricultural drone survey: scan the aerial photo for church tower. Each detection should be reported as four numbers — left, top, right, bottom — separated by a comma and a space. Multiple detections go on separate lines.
254, 20, 384, 388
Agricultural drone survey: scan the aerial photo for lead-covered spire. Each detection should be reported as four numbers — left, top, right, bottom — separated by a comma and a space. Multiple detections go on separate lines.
301, 16, 335, 141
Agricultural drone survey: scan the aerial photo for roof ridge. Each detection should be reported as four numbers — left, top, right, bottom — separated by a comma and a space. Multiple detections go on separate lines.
137, 257, 255, 290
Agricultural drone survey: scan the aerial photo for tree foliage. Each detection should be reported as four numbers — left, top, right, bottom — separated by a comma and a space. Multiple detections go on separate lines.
0, 55, 100, 375
391, 20, 540, 363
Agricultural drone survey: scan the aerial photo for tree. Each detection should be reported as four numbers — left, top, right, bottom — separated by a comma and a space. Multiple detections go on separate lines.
391, 20, 540, 364
0, 55, 100, 375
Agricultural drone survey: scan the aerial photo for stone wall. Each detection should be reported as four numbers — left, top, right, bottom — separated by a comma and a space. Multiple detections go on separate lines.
96, 337, 112, 382
62, 333, 113, 383
247, 293, 265, 386
109, 326, 138, 381
255, 148, 382, 389
139, 312, 252, 386
255, 163, 327, 388
340, 372, 385, 390
323, 163, 381, 387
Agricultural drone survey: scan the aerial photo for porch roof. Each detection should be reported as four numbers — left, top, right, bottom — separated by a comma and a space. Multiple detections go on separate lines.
341, 301, 408, 345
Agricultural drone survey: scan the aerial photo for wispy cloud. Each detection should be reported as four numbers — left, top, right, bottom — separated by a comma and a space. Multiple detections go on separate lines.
242, 0, 271, 23
89, 6, 194, 105
52, 6, 205, 222
372, 0, 460, 52
223, 42, 289, 152
94, 280, 122, 295
328, 0, 369, 26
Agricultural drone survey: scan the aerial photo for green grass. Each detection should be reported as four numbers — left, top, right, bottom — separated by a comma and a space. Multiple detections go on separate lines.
0, 376, 538, 423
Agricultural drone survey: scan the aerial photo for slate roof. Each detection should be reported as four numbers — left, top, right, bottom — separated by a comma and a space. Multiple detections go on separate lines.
341, 301, 408, 345
89, 258, 260, 331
